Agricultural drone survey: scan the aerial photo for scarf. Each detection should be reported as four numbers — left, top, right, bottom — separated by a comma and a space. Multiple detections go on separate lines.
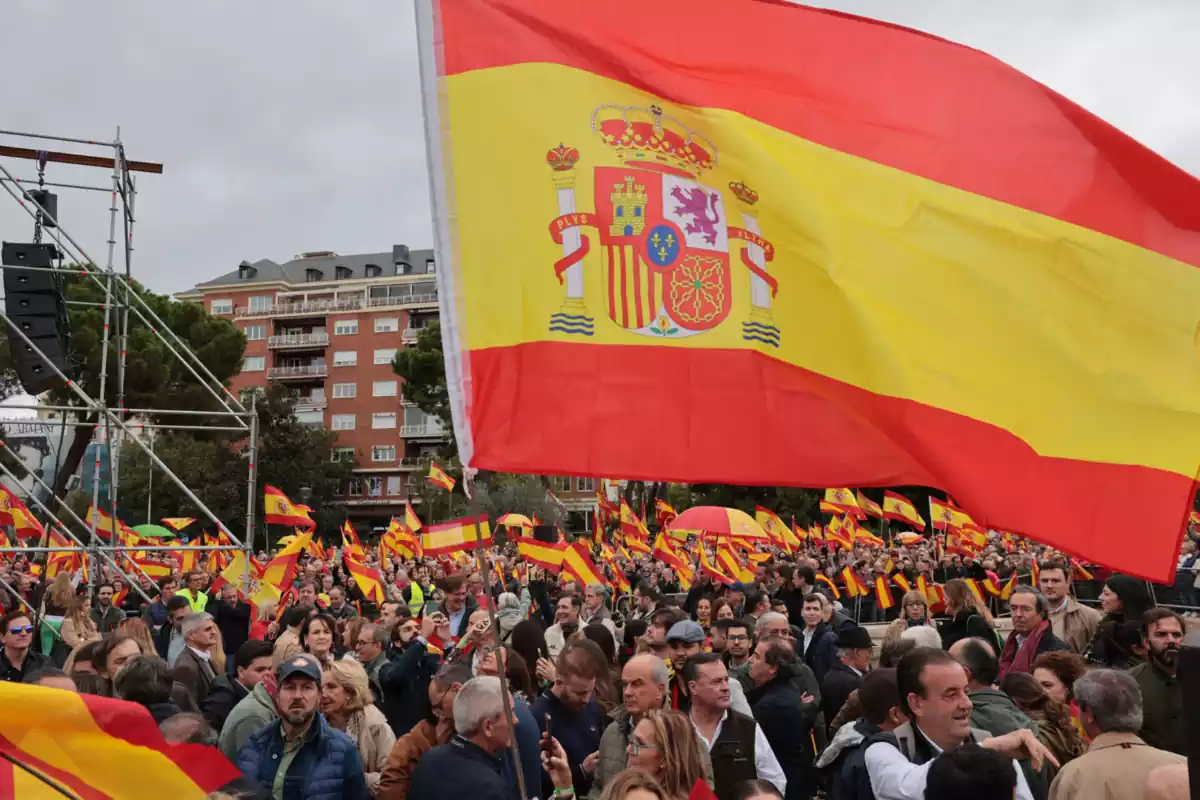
998, 618, 1049, 678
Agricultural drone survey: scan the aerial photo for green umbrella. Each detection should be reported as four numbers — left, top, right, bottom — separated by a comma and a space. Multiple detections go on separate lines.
132, 523, 177, 539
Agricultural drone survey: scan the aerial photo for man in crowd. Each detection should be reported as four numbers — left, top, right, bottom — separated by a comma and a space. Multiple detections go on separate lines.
237, 654, 368, 799
815, 668, 907, 799
747, 636, 815, 800
863, 647, 1042, 800
113, 655, 185, 724
743, 590, 771, 629
473, 646, 541, 796
176, 571, 209, 613
998, 587, 1069, 678
94, 633, 142, 682
90, 583, 125, 634
724, 620, 754, 674
437, 576, 478, 640
143, 578, 178, 633
926, 745, 1017, 800
1037, 560, 1101, 654
297, 580, 321, 609
272, 604, 313, 666
402, 564, 433, 617
667, 619, 707, 709
158, 595, 192, 664
545, 594, 583, 659
1049, 668, 1186, 799
631, 582, 661, 621
219, 649, 281, 760
379, 600, 405, 632
1129, 608, 1185, 755
173, 611, 219, 706
709, 618, 736, 657
798, 594, 838, 683
582, 582, 618, 640
821, 626, 873, 733
202, 639, 274, 732
326, 585, 358, 621
0, 610, 48, 683
687, 652, 787, 800
210, 581, 252, 662
533, 642, 606, 798
378, 662, 472, 800
25, 667, 77, 692
355, 623, 389, 688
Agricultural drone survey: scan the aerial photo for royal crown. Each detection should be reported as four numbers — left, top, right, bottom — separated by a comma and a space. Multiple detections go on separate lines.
591, 103, 717, 176
546, 143, 580, 172
728, 181, 758, 205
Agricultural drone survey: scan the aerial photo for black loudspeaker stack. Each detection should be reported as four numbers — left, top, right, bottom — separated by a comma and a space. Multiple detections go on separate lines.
2, 242, 73, 394
532, 524, 558, 544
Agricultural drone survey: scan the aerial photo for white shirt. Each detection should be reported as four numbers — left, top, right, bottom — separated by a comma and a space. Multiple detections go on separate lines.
801, 628, 815, 655
188, 646, 212, 662
692, 709, 787, 797
863, 727, 1034, 800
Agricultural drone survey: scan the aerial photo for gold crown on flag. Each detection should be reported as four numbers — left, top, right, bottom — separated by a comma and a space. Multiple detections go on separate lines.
591, 103, 716, 176
728, 181, 758, 205
546, 143, 580, 172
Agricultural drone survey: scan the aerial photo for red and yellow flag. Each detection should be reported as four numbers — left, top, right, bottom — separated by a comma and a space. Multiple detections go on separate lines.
754, 506, 790, 552
421, 514, 492, 555
160, 517, 196, 532
515, 536, 566, 573
426, 0, 1200, 582
824, 489, 863, 518
562, 540, 608, 587
404, 500, 423, 533
341, 521, 366, 560
874, 576, 895, 610
698, 546, 732, 586
655, 498, 678, 526
0, 486, 43, 540
652, 532, 688, 573
716, 546, 753, 583
882, 492, 926, 532
263, 486, 315, 530
344, 555, 386, 603
261, 531, 311, 589
856, 492, 884, 519
427, 461, 456, 492
619, 500, 651, 542
841, 566, 867, 598
815, 573, 841, 600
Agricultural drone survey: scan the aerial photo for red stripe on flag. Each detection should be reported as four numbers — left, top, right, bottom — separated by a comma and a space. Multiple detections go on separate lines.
468, 342, 1192, 582
607, 246, 617, 323
619, 245, 629, 328
442, 0, 1200, 270
632, 246, 644, 329
0, 732, 112, 799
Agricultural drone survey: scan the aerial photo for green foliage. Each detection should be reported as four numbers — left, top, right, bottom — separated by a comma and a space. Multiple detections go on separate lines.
392, 321, 455, 457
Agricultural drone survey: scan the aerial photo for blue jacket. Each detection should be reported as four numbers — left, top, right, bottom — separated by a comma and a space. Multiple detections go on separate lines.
236, 712, 369, 800
506, 697, 544, 800
531, 689, 606, 797
410, 736, 515, 800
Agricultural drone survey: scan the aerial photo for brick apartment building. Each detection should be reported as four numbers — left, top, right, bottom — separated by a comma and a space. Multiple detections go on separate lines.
178, 245, 597, 528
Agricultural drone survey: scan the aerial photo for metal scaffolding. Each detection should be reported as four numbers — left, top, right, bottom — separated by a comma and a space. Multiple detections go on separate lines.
0, 128, 257, 593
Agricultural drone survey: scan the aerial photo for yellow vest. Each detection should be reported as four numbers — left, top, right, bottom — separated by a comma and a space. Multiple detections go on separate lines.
407, 582, 425, 616
177, 588, 208, 613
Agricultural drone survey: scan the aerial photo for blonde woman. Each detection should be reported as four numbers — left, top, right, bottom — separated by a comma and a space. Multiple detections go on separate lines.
39, 572, 76, 656
61, 594, 102, 649
881, 590, 936, 651
626, 709, 708, 800
321, 659, 395, 796
116, 617, 157, 656
599, 769, 668, 800
939, 578, 999, 653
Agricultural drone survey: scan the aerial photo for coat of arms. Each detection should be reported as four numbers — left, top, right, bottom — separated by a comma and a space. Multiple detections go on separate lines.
546, 104, 779, 346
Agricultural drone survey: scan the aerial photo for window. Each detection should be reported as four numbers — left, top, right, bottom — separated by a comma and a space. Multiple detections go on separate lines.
333, 382, 357, 399
210, 299, 232, 315
243, 324, 266, 341
373, 380, 397, 397
576, 477, 595, 492
387, 475, 404, 496
333, 351, 357, 367
403, 407, 428, 428
366, 477, 384, 497
374, 348, 397, 365
331, 447, 355, 462
248, 295, 272, 312
332, 414, 356, 430
334, 319, 358, 336
374, 317, 399, 333
295, 410, 323, 426
372, 445, 396, 462
347, 476, 363, 496
551, 476, 571, 492
426, 258, 436, 274
372, 412, 397, 430
243, 356, 265, 372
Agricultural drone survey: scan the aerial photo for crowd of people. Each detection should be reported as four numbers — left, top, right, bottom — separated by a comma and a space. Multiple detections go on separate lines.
0, 534, 1193, 800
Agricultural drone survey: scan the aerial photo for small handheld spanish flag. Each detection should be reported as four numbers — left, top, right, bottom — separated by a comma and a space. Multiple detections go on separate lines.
427, 461, 456, 492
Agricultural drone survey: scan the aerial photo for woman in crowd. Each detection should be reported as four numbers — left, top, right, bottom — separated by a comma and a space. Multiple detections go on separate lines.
39, 573, 75, 660
998, 671, 1086, 770
248, 599, 277, 641
695, 597, 712, 633
116, 618, 158, 656
1032, 650, 1090, 740
939, 578, 999, 653
495, 592, 524, 644
321, 659, 396, 796
626, 709, 708, 800
300, 613, 338, 666
509, 619, 550, 690
881, 590, 935, 652
709, 598, 736, 624
600, 769, 668, 800
63, 640, 100, 676
1084, 574, 1154, 668
342, 616, 367, 658
620, 619, 649, 666
61, 594, 101, 649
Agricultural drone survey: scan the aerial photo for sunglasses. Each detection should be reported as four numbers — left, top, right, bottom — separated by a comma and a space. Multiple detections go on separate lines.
8, 625, 34, 635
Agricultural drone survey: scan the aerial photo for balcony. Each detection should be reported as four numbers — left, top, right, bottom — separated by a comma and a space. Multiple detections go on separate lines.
234, 291, 439, 319
400, 421, 447, 439
401, 327, 421, 344
267, 363, 328, 381
269, 332, 329, 350
293, 397, 328, 412
398, 457, 425, 469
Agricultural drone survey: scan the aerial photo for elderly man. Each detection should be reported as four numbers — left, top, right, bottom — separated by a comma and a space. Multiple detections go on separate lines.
1049, 668, 1186, 799
173, 611, 219, 706
581, 583, 618, 640
1129, 608, 1186, 755
747, 636, 815, 800
821, 626, 874, 735
1036, 560, 1101, 654
998, 587, 1069, 679
355, 623, 390, 687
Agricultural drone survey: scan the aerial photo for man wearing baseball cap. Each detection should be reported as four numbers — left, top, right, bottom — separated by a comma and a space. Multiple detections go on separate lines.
236, 653, 369, 799
667, 619, 753, 717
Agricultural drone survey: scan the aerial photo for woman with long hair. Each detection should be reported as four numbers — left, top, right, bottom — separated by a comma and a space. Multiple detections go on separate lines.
116, 618, 157, 656
599, 769, 668, 800
61, 594, 101, 649
626, 709, 708, 800
998, 671, 1086, 769
1084, 574, 1153, 668
495, 592, 523, 644
39, 573, 76, 658
300, 613, 337, 666
881, 591, 935, 651
321, 659, 396, 796
1032, 650, 1090, 740
938, 578, 998, 653
249, 599, 278, 642
509, 619, 550, 690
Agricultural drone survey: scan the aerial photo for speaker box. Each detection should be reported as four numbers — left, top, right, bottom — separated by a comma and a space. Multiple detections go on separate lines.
533, 525, 557, 544
27, 190, 57, 229
2, 244, 72, 394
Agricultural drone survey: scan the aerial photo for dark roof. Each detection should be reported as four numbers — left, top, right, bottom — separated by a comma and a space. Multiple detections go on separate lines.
189, 245, 435, 290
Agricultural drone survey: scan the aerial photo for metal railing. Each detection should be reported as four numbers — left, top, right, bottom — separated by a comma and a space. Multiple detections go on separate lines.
293, 397, 328, 412
266, 363, 328, 379
401, 327, 421, 343
268, 332, 329, 349
400, 422, 447, 438
398, 456, 425, 468
234, 292, 438, 318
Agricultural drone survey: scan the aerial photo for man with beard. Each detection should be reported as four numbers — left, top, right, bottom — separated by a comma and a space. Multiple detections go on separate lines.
377, 662, 472, 800
237, 654, 368, 798
533, 641, 606, 797
381, 615, 443, 737
724, 620, 754, 673
545, 594, 583, 660
1129, 608, 1185, 755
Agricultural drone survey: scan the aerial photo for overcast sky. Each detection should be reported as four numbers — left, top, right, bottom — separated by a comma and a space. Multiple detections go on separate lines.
2, 1, 1197, 297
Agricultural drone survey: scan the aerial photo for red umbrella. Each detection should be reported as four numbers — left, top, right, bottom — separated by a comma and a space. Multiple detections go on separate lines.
668, 506, 769, 540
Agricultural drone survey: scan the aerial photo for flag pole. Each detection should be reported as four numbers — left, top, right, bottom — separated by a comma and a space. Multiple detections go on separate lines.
0, 750, 80, 798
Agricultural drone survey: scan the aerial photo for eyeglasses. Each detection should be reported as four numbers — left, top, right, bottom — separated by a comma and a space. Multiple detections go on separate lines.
629, 740, 661, 756
8, 625, 33, 635
726, 634, 749, 642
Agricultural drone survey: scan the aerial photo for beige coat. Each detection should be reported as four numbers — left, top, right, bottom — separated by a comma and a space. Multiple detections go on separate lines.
271, 628, 303, 667
1049, 731, 1186, 800
1047, 596, 1102, 654
61, 617, 101, 649
346, 703, 397, 796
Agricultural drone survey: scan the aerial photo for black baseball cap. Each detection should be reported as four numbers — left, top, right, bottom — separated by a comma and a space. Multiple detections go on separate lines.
276, 653, 322, 683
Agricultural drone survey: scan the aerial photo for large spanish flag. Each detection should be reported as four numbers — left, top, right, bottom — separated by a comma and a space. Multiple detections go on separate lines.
422, 514, 493, 555
0, 683, 240, 797
263, 485, 316, 530
424, 0, 1200, 582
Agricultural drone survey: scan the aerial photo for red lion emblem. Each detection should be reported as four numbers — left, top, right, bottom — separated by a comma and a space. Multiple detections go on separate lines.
669, 186, 721, 246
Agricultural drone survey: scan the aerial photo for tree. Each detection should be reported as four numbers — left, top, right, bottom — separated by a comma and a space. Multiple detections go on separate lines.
0, 273, 246, 500
391, 321, 455, 458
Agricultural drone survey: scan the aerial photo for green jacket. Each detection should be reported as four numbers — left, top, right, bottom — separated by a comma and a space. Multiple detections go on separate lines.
968, 688, 1053, 794
218, 680, 278, 761
1130, 660, 1185, 755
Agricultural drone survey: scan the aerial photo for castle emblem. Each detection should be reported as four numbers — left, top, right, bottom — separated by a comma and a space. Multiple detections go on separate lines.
546, 104, 779, 345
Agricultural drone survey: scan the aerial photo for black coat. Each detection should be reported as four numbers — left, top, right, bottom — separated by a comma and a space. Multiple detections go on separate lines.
380, 640, 442, 738
202, 674, 249, 733
210, 599, 252, 660
801, 622, 838, 684
820, 662, 863, 735
747, 664, 815, 800
939, 610, 999, 654
410, 736, 515, 800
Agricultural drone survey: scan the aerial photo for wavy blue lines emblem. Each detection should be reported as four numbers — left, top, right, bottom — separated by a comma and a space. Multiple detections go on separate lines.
549, 313, 595, 336
742, 321, 780, 348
